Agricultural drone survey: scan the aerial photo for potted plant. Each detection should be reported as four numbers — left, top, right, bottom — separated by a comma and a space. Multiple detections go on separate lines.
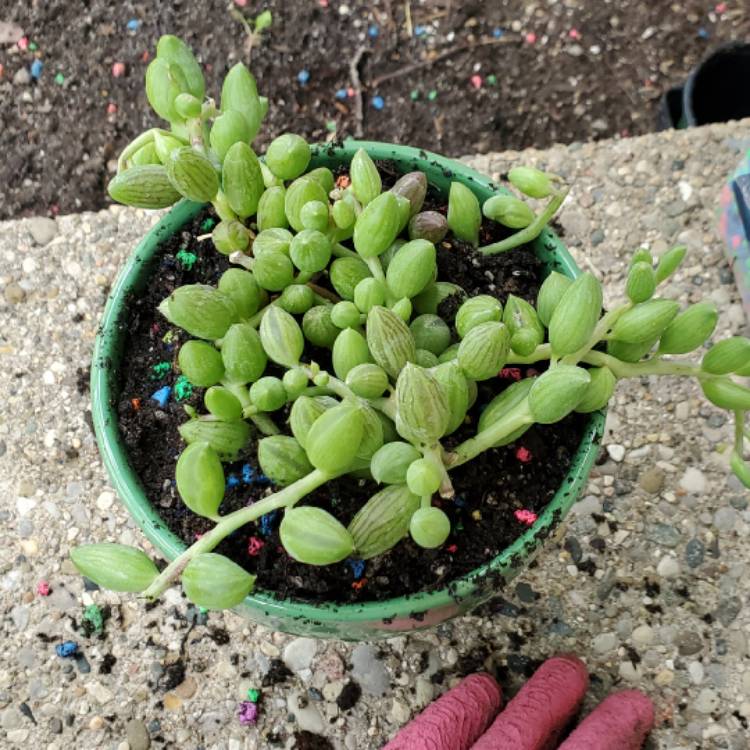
73, 36, 750, 640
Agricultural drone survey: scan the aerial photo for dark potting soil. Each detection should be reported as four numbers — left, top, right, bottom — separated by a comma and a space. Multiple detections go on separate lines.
4, 1, 750, 220
115, 185, 587, 605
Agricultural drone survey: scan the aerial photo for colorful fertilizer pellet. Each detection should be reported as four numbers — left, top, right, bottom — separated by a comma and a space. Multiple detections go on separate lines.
55, 641, 79, 658
486, 74, 497, 86
259, 510, 279, 536
30, 60, 43, 79
238, 700, 258, 725
410, 89, 419, 101
112, 62, 126, 78
427, 89, 438, 101
335, 88, 348, 100
37, 581, 51, 596
174, 375, 193, 401
151, 386, 171, 408
131, 398, 141, 411
246, 688, 260, 702
446, 544, 458, 554
176, 247, 198, 269
470, 75, 482, 90
500, 367, 522, 381
515, 446, 532, 463
372, 95, 384, 110
54, 72, 64, 85
151, 361, 171, 379
247, 536, 265, 556
200, 217, 216, 231
346, 558, 365, 579
368, 25, 379, 38
107, 102, 118, 114
83, 604, 104, 634
227, 474, 241, 488
514, 508, 538, 526
351, 578, 367, 591
297, 69, 310, 85
126, 19, 140, 31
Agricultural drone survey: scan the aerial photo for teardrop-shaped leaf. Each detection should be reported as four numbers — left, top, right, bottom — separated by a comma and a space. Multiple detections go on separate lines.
70, 543, 159, 593
182, 553, 256, 609
280, 507, 354, 565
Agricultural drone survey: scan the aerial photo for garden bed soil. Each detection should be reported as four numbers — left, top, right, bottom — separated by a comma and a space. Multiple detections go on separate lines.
115, 175, 587, 605
3, 0, 750, 220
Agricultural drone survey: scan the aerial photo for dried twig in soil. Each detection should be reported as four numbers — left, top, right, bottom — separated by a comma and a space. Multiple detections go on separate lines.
369, 36, 517, 88
349, 46, 368, 138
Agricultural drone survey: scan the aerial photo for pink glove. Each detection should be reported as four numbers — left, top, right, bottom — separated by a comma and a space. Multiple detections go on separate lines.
557, 690, 654, 750
470, 655, 589, 750
382, 672, 503, 750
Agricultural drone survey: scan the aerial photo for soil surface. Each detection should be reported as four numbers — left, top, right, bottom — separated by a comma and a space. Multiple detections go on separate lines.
115, 171, 588, 604
2, 1, 749, 220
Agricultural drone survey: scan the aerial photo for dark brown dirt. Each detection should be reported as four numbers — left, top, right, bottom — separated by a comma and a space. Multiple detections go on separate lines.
2, 1, 749, 219
115, 182, 587, 604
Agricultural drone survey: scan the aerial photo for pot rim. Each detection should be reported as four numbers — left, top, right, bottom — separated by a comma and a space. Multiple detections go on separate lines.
91, 139, 604, 627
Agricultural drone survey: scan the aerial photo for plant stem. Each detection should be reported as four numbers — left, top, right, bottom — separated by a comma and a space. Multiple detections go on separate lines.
142, 469, 332, 600
223, 381, 280, 435
422, 444, 454, 498
365, 256, 387, 285
561, 303, 631, 366
445, 400, 534, 468
735, 410, 746, 453
478, 188, 569, 255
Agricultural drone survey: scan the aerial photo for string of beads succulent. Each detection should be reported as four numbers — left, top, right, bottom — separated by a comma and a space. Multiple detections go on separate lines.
71, 36, 750, 610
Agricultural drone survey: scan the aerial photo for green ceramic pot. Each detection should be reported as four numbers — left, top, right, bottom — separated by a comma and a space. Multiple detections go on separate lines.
91, 140, 604, 640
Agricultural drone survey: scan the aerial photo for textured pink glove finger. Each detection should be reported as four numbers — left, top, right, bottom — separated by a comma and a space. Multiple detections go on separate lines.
382, 672, 503, 750
470, 654, 589, 750
557, 690, 654, 750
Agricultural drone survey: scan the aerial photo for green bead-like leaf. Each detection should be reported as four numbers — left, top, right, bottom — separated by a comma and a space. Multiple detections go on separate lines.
257, 186, 288, 230
332, 328, 372, 379
409, 315, 451, 355
345, 363, 389, 399
178, 340, 225, 387
156, 35, 205, 99
145, 58, 189, 123
221, 322, 267, 384
447, 182, 481, 246
302, 305, 340, 348
249, 376, 287, 411
221, 62, 263, 140
395, 363, 450, 445
253, 251, 295, 291
354, 278, 386, 314
431, 360, 470, 434
212, 220, 251, 254
153, 131, 186, 164
210, 110, 252, 162
455, 295, 503, 339
548, 272, 602, 356
260, 306, 304, 367
332, 199, 356, 230
409, 507, 450, 548
265, 133, 311, 180
482, 194, 535, 228
413, 282, 466, 317
478, 377, 534, 446
353, 191, 401, 259
290, 229, 332, 273
166, 147, 219, 203
131, 142, 160, 166
702, 337, 750, 375
348, 484, 420, 559
306, 403, 365, 474
385, 239, 437, 300
654, 245, 687, 284
625, 261, 656, 304
218, 268, 262, 320
204, 386, 243, 421
70, 543, 159, 593
611, 299, 680, 344
158, 284, 239, 340
370, 442, 422, 485
300, 201, 330, 233
574, 366, 616, 413
182, 553, 256, 609
222, 142, 264, 218
258, 435, 313, 486
607, 337, 659, 363
366, 305, 417, 379
306, 166, 335, 193
285, 177, 328, 233
350, 148, 382, 205
457, 321, 511, 381
507, 166, 554, 198
536, 271, 572, 328
504, 294, 545, 356
289, 395, 337, 448
280, 507, 355, 565
329, 257, 372, 300
331, 301, 361, 329
179, 418, 251, 460
283, 367, 309, 398
174, 93, 202, 119
406, 458, 442, 496
701, 378, 750, 410
278, 284, 315, 314
528, 365, 591, 423
658, 302, 718, 355
176, 442, 225, 518
107, 165, 181, 209
254, 228, 293, 257
730, 451, 750, 489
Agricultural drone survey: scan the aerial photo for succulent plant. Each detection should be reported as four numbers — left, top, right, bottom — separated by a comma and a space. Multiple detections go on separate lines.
72, 36, 750, 609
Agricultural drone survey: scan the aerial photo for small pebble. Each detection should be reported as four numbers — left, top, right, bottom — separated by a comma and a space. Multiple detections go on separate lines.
657, 555, 680, 578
